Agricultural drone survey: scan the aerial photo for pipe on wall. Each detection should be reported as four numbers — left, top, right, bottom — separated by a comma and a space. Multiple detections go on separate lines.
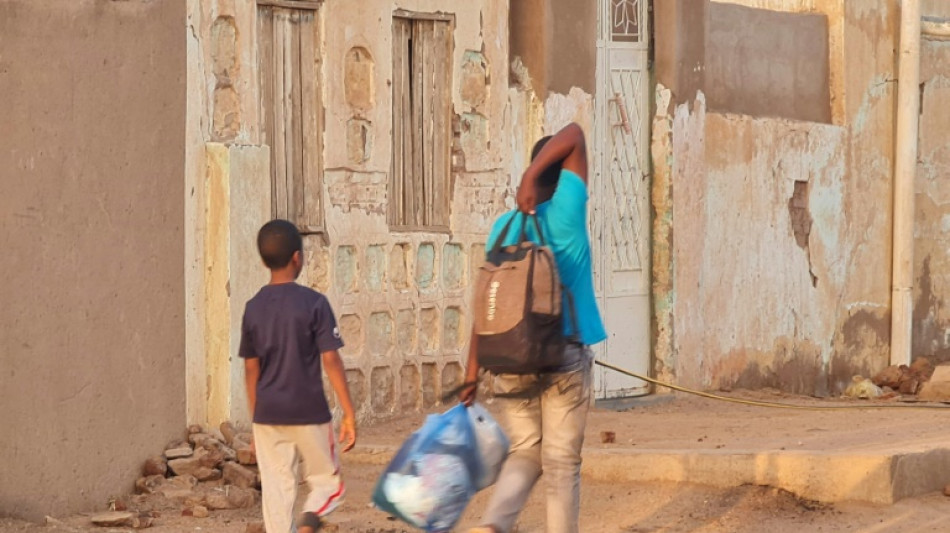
890, 0, 922, 367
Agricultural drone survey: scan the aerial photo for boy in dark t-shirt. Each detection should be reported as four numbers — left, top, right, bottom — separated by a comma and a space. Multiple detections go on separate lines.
240, 219, 357, 533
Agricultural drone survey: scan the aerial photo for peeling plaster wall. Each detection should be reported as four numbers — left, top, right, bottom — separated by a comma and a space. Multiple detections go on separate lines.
913, 40, 950, 362
186, 0, 522, 425
0, 0, 186, 519
655, 0, 899, 395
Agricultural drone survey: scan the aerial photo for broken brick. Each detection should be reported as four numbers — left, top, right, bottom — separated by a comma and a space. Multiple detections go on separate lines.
142, 456, 167, 477
222, 462, 258, 489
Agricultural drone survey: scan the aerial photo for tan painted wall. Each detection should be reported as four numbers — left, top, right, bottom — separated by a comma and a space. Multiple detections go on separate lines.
654, 0, 900, 394
0, 0, 186, 519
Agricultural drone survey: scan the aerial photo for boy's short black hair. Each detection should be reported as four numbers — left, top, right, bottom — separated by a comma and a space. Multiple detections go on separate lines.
531, 136, 562, 187
257, 219, 302, 269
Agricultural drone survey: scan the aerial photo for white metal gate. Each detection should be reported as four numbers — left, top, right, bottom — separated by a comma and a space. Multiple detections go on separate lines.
591, 0, 652, 399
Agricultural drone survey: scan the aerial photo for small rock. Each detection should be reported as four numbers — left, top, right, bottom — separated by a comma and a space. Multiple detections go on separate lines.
166, 439, 189, 451
168, 448, 209, 476
91, 511, 134, 527
236, 432, 254, 445
899, 377, 921, 395
135, 475, 165, 495
194, 467, 222, 482
943, 484, 950, 497
223, 462, 258, 489
161, 474, 198, 499
246, 521, 266, 533
200, 446, 226, 469
204, 491, 234, 510
164, 446, 194, 460
911, 357, 936, 381
227, 486, 258, 509
220, 421, 237, 446
142, 456, 168, 477
131, 513, 154, 529
872, 365, 905, 389
600, 431, 616, 444
188, 433, 215, 446
188, 424, 204, 434
190, 505, 210, 518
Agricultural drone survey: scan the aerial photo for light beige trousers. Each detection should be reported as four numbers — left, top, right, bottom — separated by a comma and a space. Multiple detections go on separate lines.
252, 423, 344, 533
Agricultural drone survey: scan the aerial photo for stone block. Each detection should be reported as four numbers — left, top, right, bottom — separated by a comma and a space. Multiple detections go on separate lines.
338, 314, 363, 357
135, 475, 165, 495
227, 486, 258, 509
344, 47, 375, 111
443, 307, 462, 352
422, 363, 438, 408
142, 456, 167, 477
918, 365, 950, 401
188, 433, 216, 447
460, 50, 489, 112
419, 307, 439, 354
390, 244, 410, 290
346, 369, 367, 413
220, 422, 237, 446
416, 243, 435, 289
442, 243, 465, 290
400, 365, 421, 411
346, 118, 373, 164
305, 241, 331, 293
188, 424, 204, 435
169, 448, 210, 477
165, 446, 193, 459
212, 86, 241, 142
204, 491, 233, 510
371, 367, 395, 415
211, 16, 238, 83
91, 512, 134, 527
396, 309, 416, 353
365, 245, 387, 292
222, 462, 258, 489
335, 246, 358, 293
194, 467, 222, 482
368, 311, 393, 357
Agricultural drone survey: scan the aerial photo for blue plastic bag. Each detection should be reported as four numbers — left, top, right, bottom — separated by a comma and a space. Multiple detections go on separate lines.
371, 403, 509, 532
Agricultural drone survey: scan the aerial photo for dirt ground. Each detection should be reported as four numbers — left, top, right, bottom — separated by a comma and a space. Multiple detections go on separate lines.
6, 390, 950, 532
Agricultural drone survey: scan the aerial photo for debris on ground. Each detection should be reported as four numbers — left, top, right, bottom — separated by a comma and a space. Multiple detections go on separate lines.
601, 431, 616, 444
843, 376, 882, 399
871, 356, 935, 395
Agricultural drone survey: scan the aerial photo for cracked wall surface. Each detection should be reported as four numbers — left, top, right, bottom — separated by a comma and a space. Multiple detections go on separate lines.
1, 0, 187, 519
655, 0, 904, 395
912, 39, 950, 362
186, 0, 522, 425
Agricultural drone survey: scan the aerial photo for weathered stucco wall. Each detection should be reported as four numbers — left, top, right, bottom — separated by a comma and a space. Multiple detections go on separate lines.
654, 0, 899, 394
0, 0, 186, 519
187, 0, 522, 425
913, 40, 950, 361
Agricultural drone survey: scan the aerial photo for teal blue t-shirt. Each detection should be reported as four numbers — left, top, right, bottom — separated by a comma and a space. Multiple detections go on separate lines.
487, 169, 608, 346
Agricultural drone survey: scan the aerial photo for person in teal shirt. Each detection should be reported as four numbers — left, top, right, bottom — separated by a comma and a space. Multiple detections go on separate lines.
463, 123, 606, 533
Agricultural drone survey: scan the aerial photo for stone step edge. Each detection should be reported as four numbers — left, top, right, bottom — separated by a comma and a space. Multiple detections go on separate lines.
345, 444, 950, 505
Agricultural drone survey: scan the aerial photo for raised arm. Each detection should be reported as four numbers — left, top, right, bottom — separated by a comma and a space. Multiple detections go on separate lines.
517, 123, 588, 213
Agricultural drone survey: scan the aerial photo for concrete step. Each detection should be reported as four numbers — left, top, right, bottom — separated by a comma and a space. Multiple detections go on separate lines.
347, 442, 950, 505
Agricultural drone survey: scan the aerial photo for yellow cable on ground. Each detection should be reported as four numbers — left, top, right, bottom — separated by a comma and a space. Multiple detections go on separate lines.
594, 359, 950, 410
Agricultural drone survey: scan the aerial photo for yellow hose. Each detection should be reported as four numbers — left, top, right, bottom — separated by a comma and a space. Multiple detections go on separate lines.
594, 359, 950, 410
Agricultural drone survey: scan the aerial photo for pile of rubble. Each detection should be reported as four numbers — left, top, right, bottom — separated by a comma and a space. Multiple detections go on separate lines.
128, 422, 261, 523
846, 357, 936, 399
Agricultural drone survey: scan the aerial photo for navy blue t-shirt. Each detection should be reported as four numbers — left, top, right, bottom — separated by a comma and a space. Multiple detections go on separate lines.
238, 283, 344, 425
